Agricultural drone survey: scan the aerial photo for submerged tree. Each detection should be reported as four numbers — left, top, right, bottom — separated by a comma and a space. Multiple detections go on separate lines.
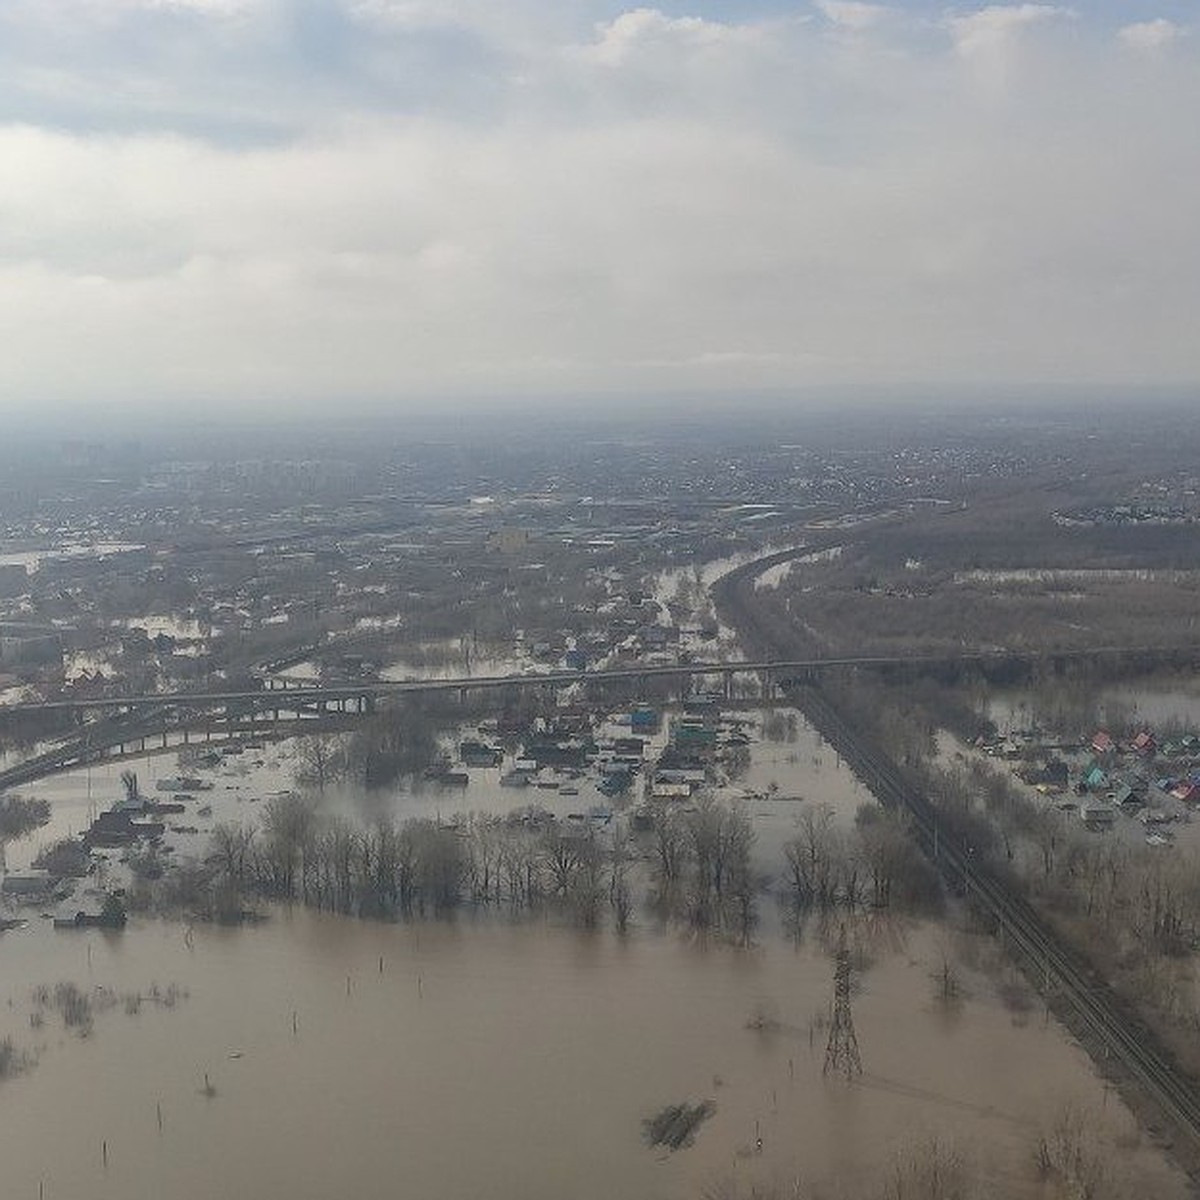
348, 704, 438, 788
0, 794, 51, 870
293, 733, 349, 793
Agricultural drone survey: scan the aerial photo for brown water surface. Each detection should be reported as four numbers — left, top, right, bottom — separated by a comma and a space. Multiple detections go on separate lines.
0, 912, 1185, 1200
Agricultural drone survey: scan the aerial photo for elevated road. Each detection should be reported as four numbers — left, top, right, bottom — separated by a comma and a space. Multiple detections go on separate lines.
2, 644, 1194, 716
0, 707, 171, 789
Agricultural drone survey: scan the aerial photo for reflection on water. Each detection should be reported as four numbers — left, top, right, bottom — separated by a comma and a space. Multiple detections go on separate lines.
380, 638, 531, 683
0, 911, 1183, 1200
988, 680, 1200, 737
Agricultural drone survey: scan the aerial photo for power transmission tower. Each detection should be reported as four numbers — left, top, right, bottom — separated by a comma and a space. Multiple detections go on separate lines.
824, 927, 862, 1079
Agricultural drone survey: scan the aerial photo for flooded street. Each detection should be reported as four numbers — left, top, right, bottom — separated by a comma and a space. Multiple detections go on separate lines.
1, 910, 1184, 1200
6, 707, 870, 880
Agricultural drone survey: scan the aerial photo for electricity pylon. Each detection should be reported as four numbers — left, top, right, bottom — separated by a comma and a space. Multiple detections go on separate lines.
823, 927, 862, 1079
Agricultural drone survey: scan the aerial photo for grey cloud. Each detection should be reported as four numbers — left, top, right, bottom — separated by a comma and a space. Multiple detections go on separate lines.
0, 4, 1196, 413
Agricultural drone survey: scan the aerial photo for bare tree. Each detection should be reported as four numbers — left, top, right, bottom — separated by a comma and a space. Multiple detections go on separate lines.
783, 802, 837, 911
210, 822, 255, 891
1033, 1104, 1105, 1200
878, 1137, 970, 1200
0, 794, 50, 871
609, 825, 634, 933
259, 793, 318, 899
293, 733, 348, 793
651, 803, 689, 886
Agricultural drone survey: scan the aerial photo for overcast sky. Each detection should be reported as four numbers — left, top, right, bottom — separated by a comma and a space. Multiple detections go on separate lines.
1, 1, 1196, 417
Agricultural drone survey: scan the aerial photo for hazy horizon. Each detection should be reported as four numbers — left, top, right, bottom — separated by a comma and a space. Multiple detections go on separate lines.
3, 383, 1199, 451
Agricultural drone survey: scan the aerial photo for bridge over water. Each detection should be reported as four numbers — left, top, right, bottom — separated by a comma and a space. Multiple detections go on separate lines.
0, 644, 1191, 792
4, 644, 1191, 718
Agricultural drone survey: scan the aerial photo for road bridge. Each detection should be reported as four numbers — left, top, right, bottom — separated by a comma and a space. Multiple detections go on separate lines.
3, 644, 1193, 719
0, 643, 1190, 794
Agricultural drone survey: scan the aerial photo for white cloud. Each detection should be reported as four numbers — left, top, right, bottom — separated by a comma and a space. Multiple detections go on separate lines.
0, 3, 1196, 414
816, 2, 887, 33
581, 8, 766, 67
1118, 18, 1183, 51
947, 5, 1071, 57
141, 0, 261, 11
66, 0, 264, 18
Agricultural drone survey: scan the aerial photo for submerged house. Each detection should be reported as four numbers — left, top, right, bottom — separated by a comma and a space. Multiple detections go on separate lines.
1079, 800, 1116, 830
1, 872, 60, 902
1131, 731, 1157, 757
83, 809, 165, 849
460, 740, 502, 768
1023, 759, 1069, 790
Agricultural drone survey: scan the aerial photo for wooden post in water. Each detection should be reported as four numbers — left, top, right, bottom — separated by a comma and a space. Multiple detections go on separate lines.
157, 1101, 163, 1133
102, 1140, 107, 1169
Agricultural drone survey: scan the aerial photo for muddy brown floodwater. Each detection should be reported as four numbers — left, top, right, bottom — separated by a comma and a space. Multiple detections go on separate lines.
0, 910, 1188, 1200
1, 706, 1192, 1197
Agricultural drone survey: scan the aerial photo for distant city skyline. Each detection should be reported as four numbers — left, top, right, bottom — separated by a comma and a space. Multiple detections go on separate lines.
0, 1, 1196, 416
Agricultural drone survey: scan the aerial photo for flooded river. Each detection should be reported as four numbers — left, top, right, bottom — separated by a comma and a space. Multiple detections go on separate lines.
1, 702, 1192, 1198
1, 910, 1184, 1200
988, 677, 1200, 738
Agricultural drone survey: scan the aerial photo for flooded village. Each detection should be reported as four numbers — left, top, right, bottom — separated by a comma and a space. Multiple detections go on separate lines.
4, 415, 1200, 1199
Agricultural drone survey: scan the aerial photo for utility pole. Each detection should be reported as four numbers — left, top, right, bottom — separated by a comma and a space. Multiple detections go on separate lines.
824, 927, 862, 1080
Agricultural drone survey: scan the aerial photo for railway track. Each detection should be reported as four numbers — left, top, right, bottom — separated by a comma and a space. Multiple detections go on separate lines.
797, 681, 1200, 1146
711, 546, 1200, 1150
